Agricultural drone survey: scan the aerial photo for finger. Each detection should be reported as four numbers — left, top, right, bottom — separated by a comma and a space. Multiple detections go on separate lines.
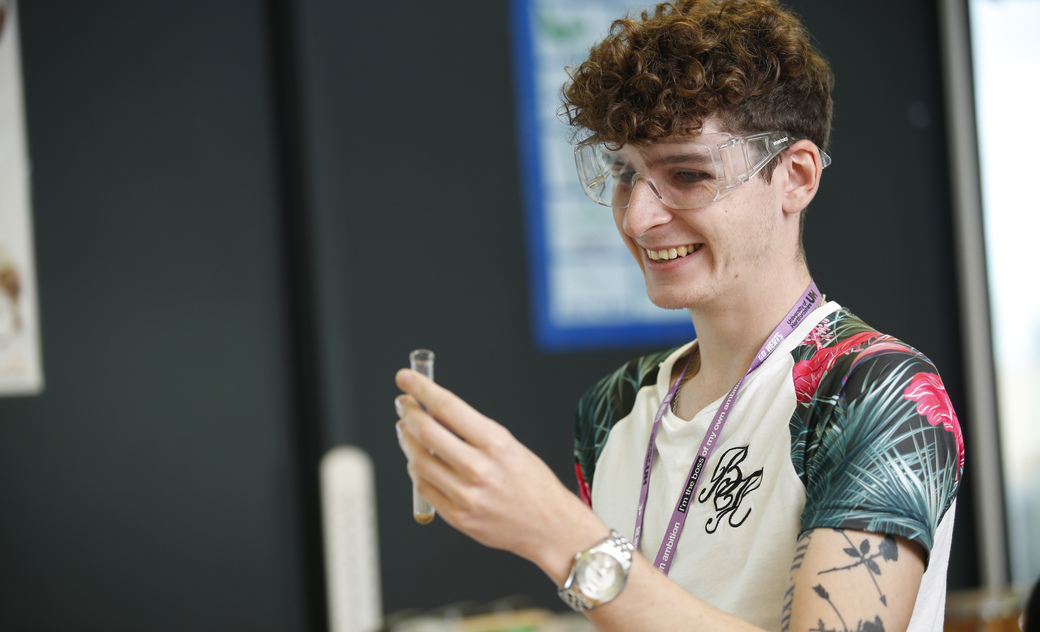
395, 393, 484, 470
394, 424, 453, 514
396, 420, 471, 509
394, 418, 425, 463
396, 369, 507, 449
408, 471, 473, 534
411, 475, 452, 520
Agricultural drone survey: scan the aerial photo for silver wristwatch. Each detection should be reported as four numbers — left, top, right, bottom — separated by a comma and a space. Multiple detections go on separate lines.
557, 530, 635, 611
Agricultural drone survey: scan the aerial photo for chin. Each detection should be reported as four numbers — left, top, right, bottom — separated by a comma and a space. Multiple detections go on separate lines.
645, 288, 698, 311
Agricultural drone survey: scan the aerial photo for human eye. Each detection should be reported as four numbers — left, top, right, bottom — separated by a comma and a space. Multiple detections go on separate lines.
669, 169, 713, 187
607, 159, 636, 185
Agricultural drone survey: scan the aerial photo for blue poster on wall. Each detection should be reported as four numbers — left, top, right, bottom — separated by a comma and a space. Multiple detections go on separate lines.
510, 0, 694, 352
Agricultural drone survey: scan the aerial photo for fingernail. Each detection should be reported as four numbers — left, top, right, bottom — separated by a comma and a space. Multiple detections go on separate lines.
394, 396, 404, 416
395, 421, 403, 439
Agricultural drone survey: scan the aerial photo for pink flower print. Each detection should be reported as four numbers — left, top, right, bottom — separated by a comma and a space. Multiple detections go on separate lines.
806, 318, 834, 350
793, 332, 882, 402
793, 350, 836, 403
903, 372, 965, 471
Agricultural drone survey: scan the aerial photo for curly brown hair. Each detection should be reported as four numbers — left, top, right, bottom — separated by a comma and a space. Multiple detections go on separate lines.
561, 0, 834, 152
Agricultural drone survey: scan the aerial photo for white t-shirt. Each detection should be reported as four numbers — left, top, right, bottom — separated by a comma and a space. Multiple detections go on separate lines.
572, 302, 962, 631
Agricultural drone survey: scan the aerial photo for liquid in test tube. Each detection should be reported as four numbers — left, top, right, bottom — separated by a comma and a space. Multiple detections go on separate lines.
409, 349, 436, 525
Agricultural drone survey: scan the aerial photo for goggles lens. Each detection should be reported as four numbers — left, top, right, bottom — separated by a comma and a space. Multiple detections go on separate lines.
574, 131, 830, 210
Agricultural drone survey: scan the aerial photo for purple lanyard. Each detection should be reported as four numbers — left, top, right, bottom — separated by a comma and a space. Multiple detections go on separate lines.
633, 282, 822, 574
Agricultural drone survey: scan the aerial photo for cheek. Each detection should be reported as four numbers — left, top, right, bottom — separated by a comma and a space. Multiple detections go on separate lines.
612, 206, 625, 234
613, 208, 644, 264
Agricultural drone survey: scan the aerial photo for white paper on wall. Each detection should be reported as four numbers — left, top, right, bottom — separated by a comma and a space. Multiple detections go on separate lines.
0, 0, 43, 396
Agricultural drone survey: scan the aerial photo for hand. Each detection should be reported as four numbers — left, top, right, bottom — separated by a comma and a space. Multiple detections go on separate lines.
394, 369, 607, 582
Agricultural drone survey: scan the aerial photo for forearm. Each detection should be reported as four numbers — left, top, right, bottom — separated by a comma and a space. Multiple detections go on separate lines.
579, 553, 767, 632
523, 497, 766, 632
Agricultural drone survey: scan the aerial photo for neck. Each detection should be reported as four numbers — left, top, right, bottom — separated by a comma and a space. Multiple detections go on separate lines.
686, 266, 814, 392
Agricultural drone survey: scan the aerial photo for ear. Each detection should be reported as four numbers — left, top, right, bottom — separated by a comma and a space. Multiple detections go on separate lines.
780, 140, 824, 215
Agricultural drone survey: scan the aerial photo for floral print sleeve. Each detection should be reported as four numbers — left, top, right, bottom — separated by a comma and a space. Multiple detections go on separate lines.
572, 348, 676, 506
789, 309, 964, 559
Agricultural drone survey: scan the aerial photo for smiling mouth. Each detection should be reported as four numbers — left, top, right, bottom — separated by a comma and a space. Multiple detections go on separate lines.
646, 244, 702, 261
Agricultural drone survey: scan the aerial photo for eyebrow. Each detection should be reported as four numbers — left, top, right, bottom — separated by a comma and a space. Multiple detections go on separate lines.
642, 151, 714, 170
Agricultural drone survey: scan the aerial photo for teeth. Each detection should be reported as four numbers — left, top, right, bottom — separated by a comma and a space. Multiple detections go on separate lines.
647, 244, 698, 261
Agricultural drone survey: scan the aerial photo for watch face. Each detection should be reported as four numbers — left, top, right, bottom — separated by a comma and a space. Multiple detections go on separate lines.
575, 551, 625, 600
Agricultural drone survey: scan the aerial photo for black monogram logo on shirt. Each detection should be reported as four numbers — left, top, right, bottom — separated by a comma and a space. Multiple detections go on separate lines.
697, 445, 763, 533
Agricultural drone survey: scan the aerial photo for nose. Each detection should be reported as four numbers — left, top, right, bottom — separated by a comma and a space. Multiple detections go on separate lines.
620, 177, 673, 238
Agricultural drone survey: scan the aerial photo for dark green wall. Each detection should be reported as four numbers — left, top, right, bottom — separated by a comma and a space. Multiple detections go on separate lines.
0, 1, 979, 630
0, 1, 315, 630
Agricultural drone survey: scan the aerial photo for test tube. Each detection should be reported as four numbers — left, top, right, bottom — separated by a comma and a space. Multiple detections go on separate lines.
408, 349, 436, 525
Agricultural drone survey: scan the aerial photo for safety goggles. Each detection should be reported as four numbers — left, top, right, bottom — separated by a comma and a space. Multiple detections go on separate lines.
574, 131, 831, 210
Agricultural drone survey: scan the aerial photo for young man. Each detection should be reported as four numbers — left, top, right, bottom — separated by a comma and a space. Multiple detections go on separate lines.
395, 1, 963, 631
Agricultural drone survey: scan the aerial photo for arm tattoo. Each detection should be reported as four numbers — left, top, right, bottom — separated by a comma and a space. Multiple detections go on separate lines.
782, 532, 814, 632
804, 530, 899, 632
791, 531, 812, 571
818, 529, 899, 606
